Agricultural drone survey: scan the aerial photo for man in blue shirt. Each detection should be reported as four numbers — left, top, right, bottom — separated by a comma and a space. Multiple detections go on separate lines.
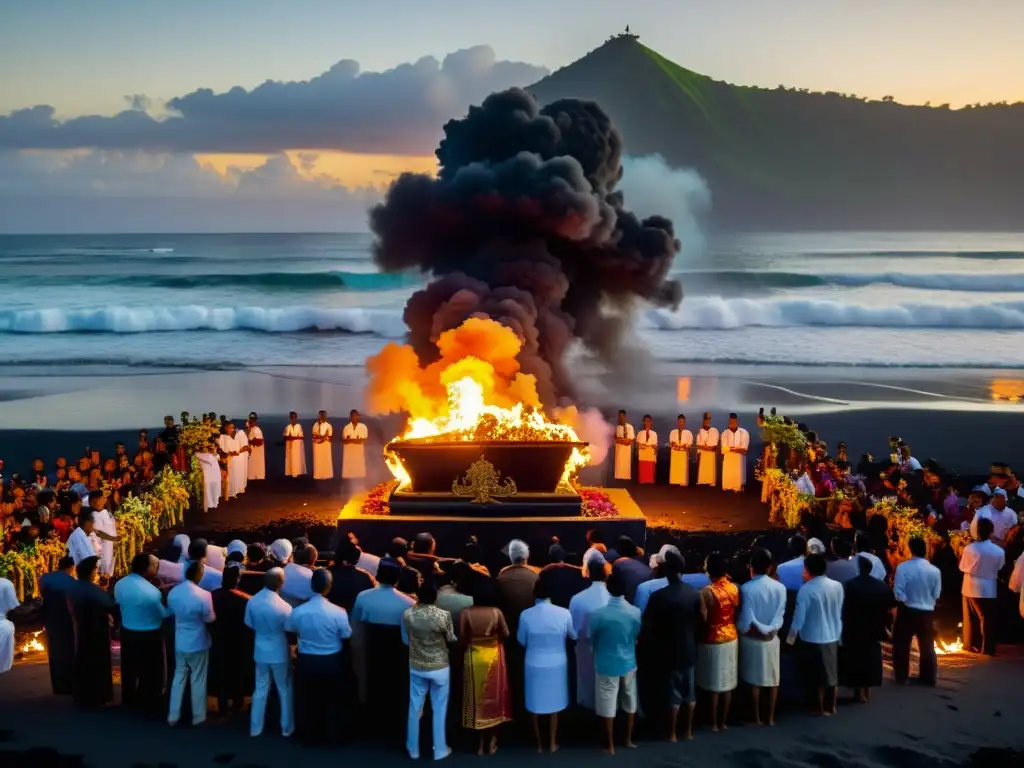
588, 571, 642, 754
115, 552, 169, 716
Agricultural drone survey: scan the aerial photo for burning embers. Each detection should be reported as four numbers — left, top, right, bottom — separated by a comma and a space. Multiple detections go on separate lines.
368, 318, 590, 492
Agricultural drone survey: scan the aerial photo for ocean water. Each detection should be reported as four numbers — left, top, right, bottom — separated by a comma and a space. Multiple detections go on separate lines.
3, 231, 1024, 371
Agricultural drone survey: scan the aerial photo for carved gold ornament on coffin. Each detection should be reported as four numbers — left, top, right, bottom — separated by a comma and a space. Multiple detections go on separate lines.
452, 457, 518, 504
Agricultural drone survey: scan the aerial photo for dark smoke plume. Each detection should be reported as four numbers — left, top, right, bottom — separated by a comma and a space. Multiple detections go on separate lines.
370, 87, 682, 405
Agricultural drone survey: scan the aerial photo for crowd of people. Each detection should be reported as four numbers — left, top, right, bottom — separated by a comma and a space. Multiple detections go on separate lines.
4, 506, 1023, 756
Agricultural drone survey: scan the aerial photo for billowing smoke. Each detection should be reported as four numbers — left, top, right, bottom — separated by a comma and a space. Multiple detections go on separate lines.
369, 87, 688, 406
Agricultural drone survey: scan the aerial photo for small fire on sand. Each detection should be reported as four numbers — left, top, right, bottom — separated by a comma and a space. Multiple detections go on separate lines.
934, 637, 964, 655
369, 318, 590, 491
21, 630, 45, 654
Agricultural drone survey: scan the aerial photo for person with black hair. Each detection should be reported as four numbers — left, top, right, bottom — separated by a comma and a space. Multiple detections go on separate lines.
539, 539, 586, 609
960, 517, 1004, 656
892, 536, 942, 683
636, 414, 658, 484
402, 580, 457, 761
210, 565, 254, 715
826, 537, 859, 584
697, 552, 740, 731
696, 412, 719, 487
38, 555, 77, 694
460, 577, 512, 754
611, 535, 652, 604
115, 553, 169, 715
167, 560, 216, 725
841, 555, 895, 702
281, 544, 317, 606
786, 553, 843, 716
69, 555, 116, 709
738, 548, 786, 725
641, 550, 702, 741
854, 531, 887, 581
284, 411, 306, 477
613, 409, 634, 483
66, 509, 99, 565
721, 413, 750, 493
327, 540, 376, 613
518, 578, 575, 753
286, 568, 352, 745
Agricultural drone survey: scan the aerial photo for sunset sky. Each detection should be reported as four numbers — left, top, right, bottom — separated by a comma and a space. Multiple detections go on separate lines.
2, 0, 1021, 232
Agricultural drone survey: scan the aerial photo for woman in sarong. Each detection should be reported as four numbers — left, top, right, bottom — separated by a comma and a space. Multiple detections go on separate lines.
460, 582, 511, 755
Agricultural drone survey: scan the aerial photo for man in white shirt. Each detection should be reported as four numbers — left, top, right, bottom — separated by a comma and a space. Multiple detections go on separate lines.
234, 424, 250, 494
970, 488, 1018, 545
246, 413, 266, 481
892, 536, 942, 685
217, 422, 243, 499
568, 552, 610, 709
312, 411, 334, 480
695, 412, 719, 487
245, 568, 294, 738
786, 553, 843, 716
738, 549, 787, 726
854, 532, 887, 581
66, 511, 100, 565
88, 491, 119, 578
115, 553, 169, 715
959, 518, 1005, 656
285, 569, 352, 745
167, 561, 216, 726
341, 409, 368, 483
612, 410, 634, 483
281, 545, 317, 607
720, 413, 750, 492
194, 449, 221, 511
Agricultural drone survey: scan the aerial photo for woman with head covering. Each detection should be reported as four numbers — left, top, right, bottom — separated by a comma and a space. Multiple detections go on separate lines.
0, 577, 19, 674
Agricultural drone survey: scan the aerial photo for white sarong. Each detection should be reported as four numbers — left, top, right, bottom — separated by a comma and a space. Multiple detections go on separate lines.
613, 423, 634, 481
696, 427, 719, 486
721, 427, 749, 492
312, 421, 334, 479
342, 422, 368, 479
739, 635, 780, 688
234, 430, 249, 493
247, 426, 266, 480
697, 639, 738, 693
284, 423, 306, 477
195, 452, 221, 511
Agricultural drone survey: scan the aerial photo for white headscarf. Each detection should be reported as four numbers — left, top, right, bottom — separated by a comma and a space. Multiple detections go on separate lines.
270, 539, 293, 564
174, 534, 191, 563
806, 538, 826, 555
649, 544, 680, 570
0, 577, 19, 616
507, 539, 530, 564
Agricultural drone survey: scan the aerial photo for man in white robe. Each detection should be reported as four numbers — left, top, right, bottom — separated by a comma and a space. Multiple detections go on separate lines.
312, 411, 334, 480
342, 409, 369, 481
217, 423, 243, 498
234, 425, 249, 494
284, 412, 306, 477
194, 450, 221, 511
246, 413, 266, 481
668, 414, 693, 487
635, 415, 658, 484
695, 412, 719, 487
720, 413, 750, 493
88, 491, 119, 578
1, 577, 18, 674
613, 410, 634, 482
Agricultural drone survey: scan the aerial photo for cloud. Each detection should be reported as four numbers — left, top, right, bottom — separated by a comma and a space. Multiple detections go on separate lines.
0, 46, 549, 156
0, 149, 382, 233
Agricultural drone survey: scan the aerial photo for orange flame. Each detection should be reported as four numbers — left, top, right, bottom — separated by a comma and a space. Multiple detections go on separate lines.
366, 317, 590, 491
21, 630, 45, 654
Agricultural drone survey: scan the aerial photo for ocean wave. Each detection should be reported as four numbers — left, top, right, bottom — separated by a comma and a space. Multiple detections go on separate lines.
129, 270, 419, 291
806, 249, 1024, 260
674, 270, 1024, 292
0, 306, 408, 336
642, 296, 1024, 330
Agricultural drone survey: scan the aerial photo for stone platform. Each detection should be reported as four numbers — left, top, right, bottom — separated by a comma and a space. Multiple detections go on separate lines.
334, 484, 647, 556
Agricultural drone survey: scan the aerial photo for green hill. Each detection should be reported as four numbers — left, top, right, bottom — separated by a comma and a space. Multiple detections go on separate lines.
528, 35, 1024, 230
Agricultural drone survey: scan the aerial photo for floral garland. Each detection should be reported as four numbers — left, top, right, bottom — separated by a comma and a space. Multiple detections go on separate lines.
150, 466, 189, 528
113, 494, 160, 577
761, 468, 814, 528
187, 454, 205, 511
0, 535, 65, 602
947, 529, 973, 560
867, 496, 941, 562
179, 412, 222, 456
759, 415, 808, 452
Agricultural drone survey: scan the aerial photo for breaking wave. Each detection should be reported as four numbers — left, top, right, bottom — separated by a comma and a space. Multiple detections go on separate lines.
674, 270, 1024, 292
642, 297, 1024, 331
0, 306, 408, 336
125, 270, 419, 291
